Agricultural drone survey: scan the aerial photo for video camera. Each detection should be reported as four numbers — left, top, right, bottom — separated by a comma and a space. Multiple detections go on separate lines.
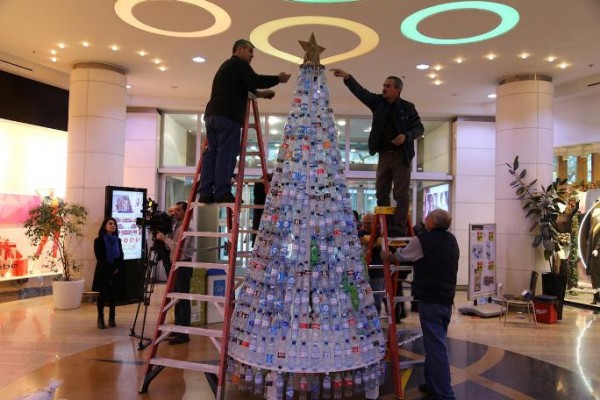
135, 198, 173, 237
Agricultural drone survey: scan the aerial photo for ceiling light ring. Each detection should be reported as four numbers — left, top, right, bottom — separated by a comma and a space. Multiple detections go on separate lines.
114, 0, 231, 38
401, 1, 519, 45
250, 16, 379, 65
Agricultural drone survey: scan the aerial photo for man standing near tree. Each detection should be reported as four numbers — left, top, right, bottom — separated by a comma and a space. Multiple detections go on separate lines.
331, 69, 424, 236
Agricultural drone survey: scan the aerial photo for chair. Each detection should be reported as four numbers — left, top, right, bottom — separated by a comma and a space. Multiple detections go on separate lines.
500, 271, 538, 329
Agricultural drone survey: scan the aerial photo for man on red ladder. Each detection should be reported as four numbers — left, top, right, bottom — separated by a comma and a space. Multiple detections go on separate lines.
198, 39, 290, 204
383, 209, 459, 400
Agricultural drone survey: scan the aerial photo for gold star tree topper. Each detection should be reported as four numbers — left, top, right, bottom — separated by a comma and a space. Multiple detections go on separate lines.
299, 33, 325, 66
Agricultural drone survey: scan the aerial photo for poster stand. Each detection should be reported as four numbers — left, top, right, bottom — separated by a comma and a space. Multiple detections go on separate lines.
458, 223, 502, 317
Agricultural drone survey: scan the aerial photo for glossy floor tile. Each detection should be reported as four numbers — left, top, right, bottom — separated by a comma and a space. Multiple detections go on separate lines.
1, 286, 599, 399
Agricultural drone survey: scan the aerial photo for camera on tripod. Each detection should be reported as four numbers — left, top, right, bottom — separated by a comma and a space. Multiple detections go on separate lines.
136, 198, 173, 237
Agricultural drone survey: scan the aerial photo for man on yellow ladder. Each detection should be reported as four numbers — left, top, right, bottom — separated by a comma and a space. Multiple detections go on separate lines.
198, 39, 291, 204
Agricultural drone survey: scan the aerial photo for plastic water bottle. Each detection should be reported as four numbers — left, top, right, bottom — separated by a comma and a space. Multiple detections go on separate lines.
344, 339, 352, 368
254, 369, 264, 396
288, 341, 298, 369
310, 374, 320, 399
299, 342, 309, 370
322, 373, 332, 400
275, 372, 285, 400
343, 371, 353, 399
265, 371, 274, 399
353, 369, 363, 395
333, 372, 343, 400
244, 366, 254, 393
299, 374, 308, 400
310, 343, 321, 368
333, 342, 342, 368
286, 374, 294, 400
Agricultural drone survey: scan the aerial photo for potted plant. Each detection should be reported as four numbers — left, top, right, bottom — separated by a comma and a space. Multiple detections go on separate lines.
24, 199, 88, 309
506, 156, 569, 318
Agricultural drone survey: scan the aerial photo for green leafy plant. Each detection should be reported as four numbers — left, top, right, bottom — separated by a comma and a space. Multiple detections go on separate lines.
506, 156, 568, 274
23, 201, 88, 281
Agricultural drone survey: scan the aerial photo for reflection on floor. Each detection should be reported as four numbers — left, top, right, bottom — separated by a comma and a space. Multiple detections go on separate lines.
1, 285, 599, 400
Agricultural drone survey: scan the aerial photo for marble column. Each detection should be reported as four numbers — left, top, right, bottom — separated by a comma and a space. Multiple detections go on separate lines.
66, 62, 127, 290
495, 73, 554, 294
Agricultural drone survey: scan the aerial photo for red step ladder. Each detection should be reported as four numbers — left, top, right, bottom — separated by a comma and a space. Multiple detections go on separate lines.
139, 96, 270, 400
365, 206, 419, 400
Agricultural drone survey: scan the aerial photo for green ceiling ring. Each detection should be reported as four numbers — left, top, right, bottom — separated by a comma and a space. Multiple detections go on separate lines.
401, 1, 519, 45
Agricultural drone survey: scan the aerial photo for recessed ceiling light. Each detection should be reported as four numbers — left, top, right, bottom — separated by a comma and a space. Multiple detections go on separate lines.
81, 41, 90, 48
50, 57, 57, 63
57, 42, 66, 49
110, 45, 120, 51
50, 49, 57, 55
337, 120, 347, 126
428, 73, 437, 79
455, 57, 464, 64
558, 62, 569, 69
159, 65, 167, 71
126, 84, 131, 89
433, 64, 443, 71
434, 79, 442, 86
153, 58, 161, 64
546, 56, 556, 62
401, 2, 520, 45
488, 93, 497, 98
519, 52, 530, 59
416, 63, 430, 70
486, 53, 497, 60
192, 56, 206, 63
138, 50, 147, 56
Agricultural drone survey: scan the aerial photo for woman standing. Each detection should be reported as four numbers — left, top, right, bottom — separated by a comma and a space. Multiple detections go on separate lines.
92, 217, 123, 329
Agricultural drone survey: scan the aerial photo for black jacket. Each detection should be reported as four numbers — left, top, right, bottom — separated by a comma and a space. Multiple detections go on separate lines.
343, 76, 424, 161
204, 55, 280, 124
92, 236, 124, 292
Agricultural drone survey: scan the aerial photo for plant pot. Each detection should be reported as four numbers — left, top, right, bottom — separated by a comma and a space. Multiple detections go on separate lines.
541, 273, 567, 320
52, 279, 85, 310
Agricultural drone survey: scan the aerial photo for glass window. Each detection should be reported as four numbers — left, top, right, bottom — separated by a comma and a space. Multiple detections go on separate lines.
417, 180, 451, 223
162, 113, 199, 167
267, 115, 285, 169
566, 155, 577, 182
348, 118, 377, 171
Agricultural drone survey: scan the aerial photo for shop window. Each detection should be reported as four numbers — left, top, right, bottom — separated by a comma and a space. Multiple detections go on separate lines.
161, 113, 199, 167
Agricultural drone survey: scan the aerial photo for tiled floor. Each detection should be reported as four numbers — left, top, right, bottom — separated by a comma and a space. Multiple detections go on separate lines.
1, 286, 599, 400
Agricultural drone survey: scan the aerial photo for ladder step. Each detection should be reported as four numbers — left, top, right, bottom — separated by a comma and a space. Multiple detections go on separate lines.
245, 151, 260, 156
239, 229, 259, 234
175, 261, 230, 271
159, 324, 223, 338
149, 357, 219, 374
167, 292, 226, 303
374, 206, 396, 215
237, 251, 253, 258
393, 296, 413, 303
240, 204, 265, 209
183, 231, 231, 238
399, 359, 424, 368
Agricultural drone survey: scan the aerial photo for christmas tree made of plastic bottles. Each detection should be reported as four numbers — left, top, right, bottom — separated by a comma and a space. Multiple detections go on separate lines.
228, 34, 386, 400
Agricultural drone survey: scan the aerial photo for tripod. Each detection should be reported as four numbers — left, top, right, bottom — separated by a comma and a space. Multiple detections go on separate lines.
129, 244, 161, 350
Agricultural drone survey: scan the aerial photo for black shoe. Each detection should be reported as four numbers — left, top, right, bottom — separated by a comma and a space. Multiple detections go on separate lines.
168, 335, 190, 345
214, 193, 237, 203
418, 383, 435, 395
97, 318, 106, 329
592, 292, 599, 305
108, 317, 116, 328
198, 194, 214, 204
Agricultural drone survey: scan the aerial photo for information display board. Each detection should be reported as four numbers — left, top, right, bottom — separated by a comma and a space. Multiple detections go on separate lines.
105, 186, 146, 261
468, 223, 497, 300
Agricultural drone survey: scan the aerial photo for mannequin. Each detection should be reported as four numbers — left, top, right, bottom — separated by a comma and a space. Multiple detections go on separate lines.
588, 206, 600, 303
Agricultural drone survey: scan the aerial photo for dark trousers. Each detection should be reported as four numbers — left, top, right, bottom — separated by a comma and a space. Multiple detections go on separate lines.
97, 282, 116, 320
376, 151, 411, 233
199, 116, 242, 199
174, 266, 193, 336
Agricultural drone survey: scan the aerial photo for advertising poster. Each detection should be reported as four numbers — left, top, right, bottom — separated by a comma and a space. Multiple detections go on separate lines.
468, 223, 496, 300
109, 188, 144, 261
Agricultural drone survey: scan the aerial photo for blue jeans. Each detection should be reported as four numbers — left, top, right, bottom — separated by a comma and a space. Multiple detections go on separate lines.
418, 301, 455, 400
199, 116, 241, 198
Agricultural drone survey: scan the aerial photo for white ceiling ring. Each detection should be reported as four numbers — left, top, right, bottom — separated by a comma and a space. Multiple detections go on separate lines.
114, 0, 231, 38
250, 16, 379, 65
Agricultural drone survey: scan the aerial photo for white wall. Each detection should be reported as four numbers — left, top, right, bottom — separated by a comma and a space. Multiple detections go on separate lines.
163, 114, 189, 166
452, 119, 496, 287
554, 90, 600, 147
124, 110, 161, 201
